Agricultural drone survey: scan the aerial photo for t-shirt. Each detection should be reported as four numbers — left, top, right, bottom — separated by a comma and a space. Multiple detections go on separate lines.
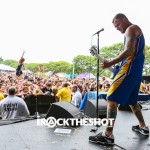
98, 89, 103, 92
140, 82, 145, 93
71, 91, 82, 107
56, 87, 71, 102
0, 93, 4, 101
42, 87, 53, 95
0, 95, 30, 120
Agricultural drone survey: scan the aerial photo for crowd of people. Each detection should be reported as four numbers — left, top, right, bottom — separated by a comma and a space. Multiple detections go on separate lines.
0, 50, 114, 120
0, 72, 112, 99
0, 70, 150, 120
0, 48, 150, 121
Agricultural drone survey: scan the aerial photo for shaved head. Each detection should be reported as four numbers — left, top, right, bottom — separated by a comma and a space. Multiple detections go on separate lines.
112, 13, 128, 23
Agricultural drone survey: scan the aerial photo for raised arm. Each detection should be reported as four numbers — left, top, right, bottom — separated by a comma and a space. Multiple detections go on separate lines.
19, 51, 25, 63
21, 51, 25, 59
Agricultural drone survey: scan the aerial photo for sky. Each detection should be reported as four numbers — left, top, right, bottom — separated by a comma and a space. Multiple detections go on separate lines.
0, 0, 150, 64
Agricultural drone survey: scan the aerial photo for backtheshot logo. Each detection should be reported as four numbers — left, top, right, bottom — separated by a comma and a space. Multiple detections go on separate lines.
37, 117, 114, 128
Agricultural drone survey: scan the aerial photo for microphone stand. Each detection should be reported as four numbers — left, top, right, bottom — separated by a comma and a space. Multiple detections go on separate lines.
96, 33, 100, 119
93, 28, 104, 119
90, 29, 104, 131
90, 33, 101, 131
35, 96, 39, 118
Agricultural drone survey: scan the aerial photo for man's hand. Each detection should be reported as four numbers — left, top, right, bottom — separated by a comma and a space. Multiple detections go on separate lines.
101, 60, 113, 69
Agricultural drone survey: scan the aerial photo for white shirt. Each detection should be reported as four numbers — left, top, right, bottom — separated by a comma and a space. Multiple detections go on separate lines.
71, 90, 82, 107
0, 95, 30, 120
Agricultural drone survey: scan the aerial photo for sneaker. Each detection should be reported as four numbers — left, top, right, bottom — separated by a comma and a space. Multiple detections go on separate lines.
132, 125, 149, 136
89, 132, 114, 145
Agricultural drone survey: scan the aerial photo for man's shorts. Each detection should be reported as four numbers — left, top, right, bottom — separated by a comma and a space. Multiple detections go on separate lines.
107, 72, 142, 105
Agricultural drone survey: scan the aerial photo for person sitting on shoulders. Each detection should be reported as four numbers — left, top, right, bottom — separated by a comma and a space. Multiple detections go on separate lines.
16, 51, 25, 77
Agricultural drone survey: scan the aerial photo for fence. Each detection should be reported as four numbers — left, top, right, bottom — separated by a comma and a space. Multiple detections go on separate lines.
24, 95, 56, 115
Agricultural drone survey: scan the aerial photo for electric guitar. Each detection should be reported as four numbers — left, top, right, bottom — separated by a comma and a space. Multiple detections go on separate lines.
90, 45, 120, 79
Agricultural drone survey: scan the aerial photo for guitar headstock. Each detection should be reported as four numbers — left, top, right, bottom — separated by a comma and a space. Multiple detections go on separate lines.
90, 45, 98, 56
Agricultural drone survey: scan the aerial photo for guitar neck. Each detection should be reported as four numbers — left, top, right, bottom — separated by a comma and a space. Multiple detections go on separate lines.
95, 54, 104, 63
94, 54, 116, 73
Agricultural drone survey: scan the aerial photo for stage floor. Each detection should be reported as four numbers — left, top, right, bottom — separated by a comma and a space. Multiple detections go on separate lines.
0, 103, 150, 150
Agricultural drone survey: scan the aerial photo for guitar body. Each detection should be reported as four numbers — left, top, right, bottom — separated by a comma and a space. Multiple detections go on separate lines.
110, 65, 120, 79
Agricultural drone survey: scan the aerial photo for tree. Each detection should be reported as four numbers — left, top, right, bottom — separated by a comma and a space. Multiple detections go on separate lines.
3, 59, 18, 69
47, 61, 72, 74
0, 42, 150, 76
143, 46, 150, 75
26, 63, 39, 72
100, 43, 124, 59
73, 55, 97, 74
100, 43, 150, 76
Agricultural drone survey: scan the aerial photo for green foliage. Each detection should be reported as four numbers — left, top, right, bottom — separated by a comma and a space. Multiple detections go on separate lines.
143, 46, 150, 75
73, 55, 97, 74
47, 61, 72, 74
0, 42, 150, 76
1, 59, 18, 69
26, 63, 39, 72
93, 43, 124, 77
100, 43, 124, 59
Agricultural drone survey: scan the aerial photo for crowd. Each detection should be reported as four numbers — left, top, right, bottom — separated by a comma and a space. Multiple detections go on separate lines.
0, 72, 112, 99
0, 71, 150, 120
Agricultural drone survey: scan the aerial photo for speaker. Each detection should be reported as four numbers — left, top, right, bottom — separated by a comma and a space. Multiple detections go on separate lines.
24, 95, 56, 115
45, 102, 84, 126
24, 95, 36, 115
37, 95, 56, 114
84, 99, 107, 118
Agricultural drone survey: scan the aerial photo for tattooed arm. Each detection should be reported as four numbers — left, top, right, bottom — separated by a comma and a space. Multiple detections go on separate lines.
102, 25, 141, 68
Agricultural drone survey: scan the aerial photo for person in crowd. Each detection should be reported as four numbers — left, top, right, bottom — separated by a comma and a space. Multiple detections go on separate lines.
103, 83, 111, 92
98, 84, 103, 92
0, 84, 7, 96
89, 83, 95, 91
77, 84, 83, 94
56, 82, 71, 102
71, 84, 82, 107
139, 82, 145, 93
33, 85, 44, 96
0, 86, 30, 119
143, 83, 150, 95
16, 51, 25, 77
36, 78, 42, 87
0, 93, 4, 101
0, 84, 4, 101
81, 82, 89, 98
52, 80, 61, 96
20, 86, 33, 99
42, 82, 54, 96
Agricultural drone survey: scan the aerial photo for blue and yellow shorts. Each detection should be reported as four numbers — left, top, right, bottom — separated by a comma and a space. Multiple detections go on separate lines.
107, 72, 142, 105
